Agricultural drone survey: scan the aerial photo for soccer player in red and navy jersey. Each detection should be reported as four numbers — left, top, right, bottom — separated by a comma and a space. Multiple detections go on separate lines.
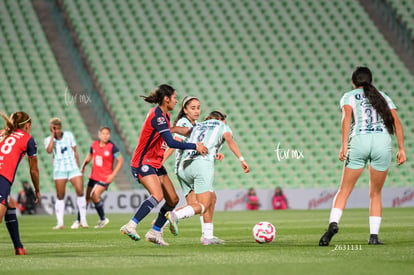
120, 84, 208, 246
0, 112, 40, 255
80, 127, 123, 228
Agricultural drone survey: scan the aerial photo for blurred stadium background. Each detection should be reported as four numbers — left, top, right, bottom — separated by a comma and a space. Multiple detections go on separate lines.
1, 0, 412, 195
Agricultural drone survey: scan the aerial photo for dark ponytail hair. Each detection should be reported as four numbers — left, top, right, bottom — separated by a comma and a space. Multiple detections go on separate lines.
351, 67, 394, 135
140, 84, 175, 105
0, 111, 32, 142
173, 96, 200, 126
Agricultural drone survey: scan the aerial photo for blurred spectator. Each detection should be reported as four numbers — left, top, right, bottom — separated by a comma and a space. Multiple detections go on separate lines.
272, 187, 288, 210
246, 188, 260, 210
17, 181, 37, 214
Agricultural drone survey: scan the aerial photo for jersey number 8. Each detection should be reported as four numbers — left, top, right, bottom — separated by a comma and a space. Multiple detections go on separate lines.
1, 137, 16, 155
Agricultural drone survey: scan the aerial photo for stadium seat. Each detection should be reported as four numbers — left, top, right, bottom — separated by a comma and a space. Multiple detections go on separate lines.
54, 0, 414, 189
0, 0, 93, 193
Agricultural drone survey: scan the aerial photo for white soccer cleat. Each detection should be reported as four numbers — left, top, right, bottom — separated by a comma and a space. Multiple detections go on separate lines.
165, 211, 179, 236
145, 229, 169, 246
201, 236, 225, 245
70, 220, 80, 229
94, 218, 110, 229
52, 224, 65, 230
80, 221, 89, 229
120, 224, 140, 241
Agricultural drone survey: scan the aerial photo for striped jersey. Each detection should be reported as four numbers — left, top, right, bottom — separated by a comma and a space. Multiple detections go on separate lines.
182, 119, 232, 162
44, 131, 79, 172
173, 116, 195, 173
340, 88, 396, 137
0, 129, 37, 184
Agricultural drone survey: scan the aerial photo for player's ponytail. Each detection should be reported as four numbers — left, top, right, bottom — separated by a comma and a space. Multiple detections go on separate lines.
0, 111, 31, 142
140, 84, 175, 105
351, 67, 395, 135
173, 96, 199, 126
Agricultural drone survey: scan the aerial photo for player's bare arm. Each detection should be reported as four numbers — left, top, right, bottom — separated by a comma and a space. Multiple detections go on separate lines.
223, 132, 249, 173
28, 156, 40, 204
81, 153, 93, 174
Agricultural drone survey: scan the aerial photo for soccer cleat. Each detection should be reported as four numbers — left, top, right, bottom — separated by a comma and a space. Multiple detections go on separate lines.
80, 221, 89, 229
145, 229, 169, 246
52, 225, 65, 230
165, 211, 179, 236
368, 234, 384, 245
201, 236, 225, 245
319, 222, 339, 246
15, 247, 27, 255
94, 218, 110, 229
120, 224, 140, 241
70, 220, 80, 229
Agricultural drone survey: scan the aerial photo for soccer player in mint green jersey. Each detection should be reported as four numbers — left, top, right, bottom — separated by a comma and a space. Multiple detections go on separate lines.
45, 118, 88, 230
163, 97, 224, 241
319, 67, 406, 246
166, 111, 250, 245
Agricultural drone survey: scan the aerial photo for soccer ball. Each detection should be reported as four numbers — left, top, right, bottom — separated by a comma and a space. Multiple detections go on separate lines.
252, 221, 276, 244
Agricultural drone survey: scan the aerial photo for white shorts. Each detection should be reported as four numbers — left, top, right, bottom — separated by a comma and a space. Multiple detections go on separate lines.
54, 167, 82, 180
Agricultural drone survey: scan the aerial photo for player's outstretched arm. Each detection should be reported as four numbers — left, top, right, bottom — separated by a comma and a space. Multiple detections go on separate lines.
223, 132, 250, 173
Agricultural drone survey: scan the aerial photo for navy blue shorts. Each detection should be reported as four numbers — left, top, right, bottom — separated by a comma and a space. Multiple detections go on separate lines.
88, 179, 109, 190
0, 175, 11, 206
131, 165, 167, 183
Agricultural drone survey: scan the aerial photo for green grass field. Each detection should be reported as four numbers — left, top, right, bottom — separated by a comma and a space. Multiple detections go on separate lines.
1, 208, 413, 275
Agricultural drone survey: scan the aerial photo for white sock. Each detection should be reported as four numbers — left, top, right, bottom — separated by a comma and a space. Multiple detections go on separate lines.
369, 216, 382, 235
175, 205, 195, 220
127, 220, 137, 228
200, 215, 204, 235
55, 199, 65, 226
203, 223, 213, 239
77, 196, 87, 224
329, 208, 343, 224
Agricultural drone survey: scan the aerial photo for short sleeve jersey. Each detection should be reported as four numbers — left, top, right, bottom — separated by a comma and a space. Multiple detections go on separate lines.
182, 119, 232, 162
0, 129, 37, 184
173, 117, 195, 173
340, 88, 396, 137
89, 140, 120, 182
44, 131, 79, 172
131, 106, 172, 169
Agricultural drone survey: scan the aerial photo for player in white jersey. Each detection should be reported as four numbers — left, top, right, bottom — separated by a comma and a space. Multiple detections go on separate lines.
165, 111, 250, 245
319, 67, 406, 246
44, 118, 88, 229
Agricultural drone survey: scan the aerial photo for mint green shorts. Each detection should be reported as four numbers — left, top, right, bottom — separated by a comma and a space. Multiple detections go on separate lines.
53, 167, 82, 180
177, 159, 215, 196
345, 133, 392, 171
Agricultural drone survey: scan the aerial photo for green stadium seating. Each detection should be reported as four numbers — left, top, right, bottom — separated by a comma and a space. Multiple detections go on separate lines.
388, 0, 414, 33
0, 0, 93, 193
56, 0, 414, 189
